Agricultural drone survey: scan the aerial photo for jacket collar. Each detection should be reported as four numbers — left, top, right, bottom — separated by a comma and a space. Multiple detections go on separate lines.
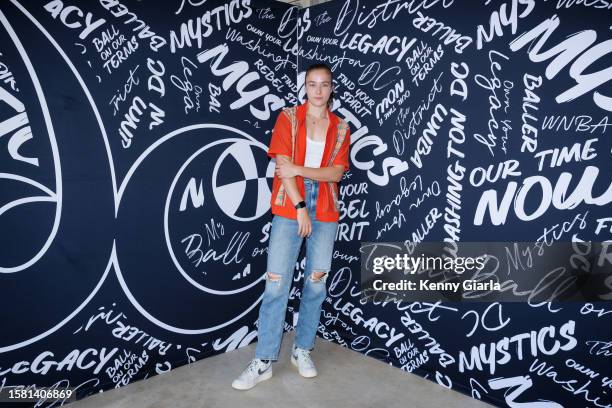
296, 99, 339, 127
293, 99, 340, 169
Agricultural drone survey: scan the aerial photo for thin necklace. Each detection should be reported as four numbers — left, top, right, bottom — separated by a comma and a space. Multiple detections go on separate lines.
306, 112, 328, 126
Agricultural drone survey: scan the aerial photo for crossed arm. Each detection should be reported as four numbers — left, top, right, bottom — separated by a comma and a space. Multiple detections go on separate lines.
275, 155, 344, 205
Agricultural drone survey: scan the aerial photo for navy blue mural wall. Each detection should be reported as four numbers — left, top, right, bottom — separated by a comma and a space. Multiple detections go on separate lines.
302, 1, 612, 407
0, 0, 611, 407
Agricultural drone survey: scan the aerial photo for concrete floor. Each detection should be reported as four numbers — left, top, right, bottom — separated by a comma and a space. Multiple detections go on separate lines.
70, 332, 493, 408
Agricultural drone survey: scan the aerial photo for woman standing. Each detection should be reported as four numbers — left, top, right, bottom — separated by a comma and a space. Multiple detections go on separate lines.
232, 63, 351, 390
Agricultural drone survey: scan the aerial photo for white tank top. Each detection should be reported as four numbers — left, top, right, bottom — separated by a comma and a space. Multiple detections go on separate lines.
304, 137, 325, 168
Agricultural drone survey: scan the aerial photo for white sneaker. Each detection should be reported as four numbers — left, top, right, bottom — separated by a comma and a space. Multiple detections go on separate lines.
291, 345, 317, 378
231, 359, 273, 390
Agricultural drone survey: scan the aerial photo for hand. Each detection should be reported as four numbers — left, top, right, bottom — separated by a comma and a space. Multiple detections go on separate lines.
296, 207, 312, 238
275, 156, 300, 178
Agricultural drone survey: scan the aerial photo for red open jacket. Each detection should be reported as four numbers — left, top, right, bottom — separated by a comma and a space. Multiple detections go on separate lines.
267, 100, 351, 222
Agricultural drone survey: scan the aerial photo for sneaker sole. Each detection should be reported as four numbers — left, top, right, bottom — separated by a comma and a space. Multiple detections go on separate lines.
231, 370, 273, 390
291, 356, 317, 378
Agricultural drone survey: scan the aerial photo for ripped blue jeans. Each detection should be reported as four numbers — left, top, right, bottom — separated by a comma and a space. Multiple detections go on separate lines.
255, 177, 338, 361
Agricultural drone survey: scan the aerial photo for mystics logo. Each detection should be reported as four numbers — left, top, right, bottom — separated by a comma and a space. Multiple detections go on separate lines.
115, 125, 275, 334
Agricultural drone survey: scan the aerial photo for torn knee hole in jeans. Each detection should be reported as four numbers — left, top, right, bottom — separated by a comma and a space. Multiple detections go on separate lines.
266, 272, 281, 282
310, 271, 328, 282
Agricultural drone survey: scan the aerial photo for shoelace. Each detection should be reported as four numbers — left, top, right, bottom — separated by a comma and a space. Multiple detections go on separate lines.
247, 359, 266, 375
294, 348, 314, 368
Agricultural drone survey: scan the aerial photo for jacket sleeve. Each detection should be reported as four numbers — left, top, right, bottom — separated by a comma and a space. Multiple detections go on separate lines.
332, 124, 351, 172
267, 110, 292, 159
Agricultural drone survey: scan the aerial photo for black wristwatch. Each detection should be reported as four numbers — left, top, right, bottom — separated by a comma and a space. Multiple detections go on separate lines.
294, 200, 306, 209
